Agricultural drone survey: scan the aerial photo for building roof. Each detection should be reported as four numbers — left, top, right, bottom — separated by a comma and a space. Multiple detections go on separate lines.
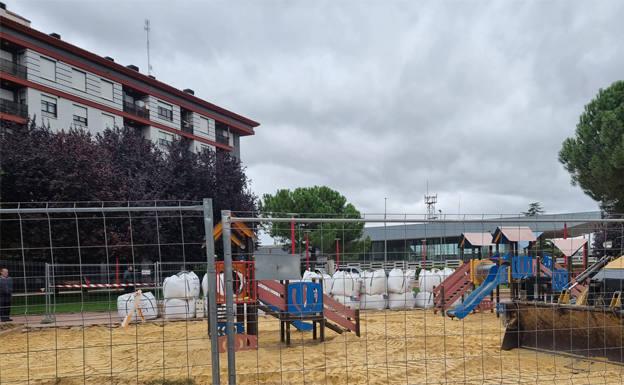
493, 226, 537, 243
363, 211, 601, 242
551, 238, 587, 256
459, 232, 493, 247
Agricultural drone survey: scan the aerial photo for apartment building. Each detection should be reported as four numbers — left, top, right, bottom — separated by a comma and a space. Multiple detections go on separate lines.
0, 3, 258, 157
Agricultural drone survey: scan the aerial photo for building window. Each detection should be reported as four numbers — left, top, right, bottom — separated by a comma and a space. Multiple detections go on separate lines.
158, 131, 174, 147
71, 68, 86, 91
157, 101, 173, 121
198, 116, 214, 137
40, 56, 56, 81
41, 95, 57, 118
72, 105, 88, 127
101, 79, 114, 100
102, 113, 115, 129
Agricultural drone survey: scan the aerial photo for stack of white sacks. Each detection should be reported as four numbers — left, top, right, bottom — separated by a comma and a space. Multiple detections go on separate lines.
360, 269, 387, 310
330, 271, 361, 309
387, 268, 417, 309
414, 267, 456, 308
163, 271, 200, 320
117, 291, 158, 322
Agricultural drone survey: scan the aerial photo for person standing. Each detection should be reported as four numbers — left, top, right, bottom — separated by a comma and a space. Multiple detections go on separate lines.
0, 267, 13, 322
123, 265, 135, 294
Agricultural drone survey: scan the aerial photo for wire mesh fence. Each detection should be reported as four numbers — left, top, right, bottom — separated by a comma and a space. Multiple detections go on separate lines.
0, 202, 623, 384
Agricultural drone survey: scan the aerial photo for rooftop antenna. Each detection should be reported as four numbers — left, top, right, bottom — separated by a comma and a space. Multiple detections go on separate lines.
144, 19, 153, 76
424, 180, 438, 220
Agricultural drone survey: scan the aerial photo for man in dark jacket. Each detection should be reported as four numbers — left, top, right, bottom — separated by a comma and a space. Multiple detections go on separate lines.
0, 267, 13, 322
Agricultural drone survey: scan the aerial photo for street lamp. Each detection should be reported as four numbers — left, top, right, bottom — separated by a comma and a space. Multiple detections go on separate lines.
384, 197, 388, 266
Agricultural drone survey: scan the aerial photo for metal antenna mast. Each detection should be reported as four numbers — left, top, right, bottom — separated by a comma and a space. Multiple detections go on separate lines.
144, 19, 153, 76
424, 181, 438, 220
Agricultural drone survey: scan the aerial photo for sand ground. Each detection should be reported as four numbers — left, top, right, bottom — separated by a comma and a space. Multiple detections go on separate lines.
1, 310, 623, 385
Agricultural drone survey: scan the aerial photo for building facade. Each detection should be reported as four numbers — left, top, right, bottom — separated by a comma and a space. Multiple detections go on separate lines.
363, 212, 601, 261
0, 4, 258, 157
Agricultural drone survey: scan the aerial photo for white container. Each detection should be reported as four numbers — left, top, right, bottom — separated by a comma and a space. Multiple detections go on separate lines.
321, 273, 333, 295
333, 294, 360, 309
302, 270, 322, 281
117, 291, 158, 321
418, 269, 442, 293
360, 294, 387, 310
331, 271, 360, 297
388, 268, 416, 293
439, 267, 455, 282
414, 291, 435, 309
163, 271, 200, 299
164, 298, 196, 320
387, 292, 417, 310
361, 269, 387, 295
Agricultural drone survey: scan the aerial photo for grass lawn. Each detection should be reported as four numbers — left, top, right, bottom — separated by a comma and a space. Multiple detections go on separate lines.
10, 291, 124, 315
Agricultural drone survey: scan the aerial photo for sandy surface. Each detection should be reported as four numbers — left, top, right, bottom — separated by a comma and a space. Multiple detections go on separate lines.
1, 310, 623, 385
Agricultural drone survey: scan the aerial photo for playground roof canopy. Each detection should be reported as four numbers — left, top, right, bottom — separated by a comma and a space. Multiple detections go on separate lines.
459, 232, 493, 247
493, 226, 537, 243
551, 238, 587, 257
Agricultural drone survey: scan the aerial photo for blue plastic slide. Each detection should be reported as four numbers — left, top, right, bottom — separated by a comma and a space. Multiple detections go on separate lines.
447, 265, 508, 320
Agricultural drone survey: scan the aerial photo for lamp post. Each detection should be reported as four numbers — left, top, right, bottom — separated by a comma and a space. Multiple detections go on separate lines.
384, 197, 388, 266
305, 229, 311, 271
335, 238, 341, 270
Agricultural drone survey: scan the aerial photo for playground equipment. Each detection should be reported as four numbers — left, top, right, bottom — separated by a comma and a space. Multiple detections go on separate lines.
436, 228, 593, 320
208, 219, 360, 351
501, 255, 624, 363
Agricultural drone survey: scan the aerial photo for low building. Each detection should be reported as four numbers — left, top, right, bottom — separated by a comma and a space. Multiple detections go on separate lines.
363, 211, 601, 261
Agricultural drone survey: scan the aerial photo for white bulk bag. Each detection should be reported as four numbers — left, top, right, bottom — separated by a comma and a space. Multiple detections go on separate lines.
387, 292, 417, 310
439, 267, 455, 282
302, 270, 322, 282
331, 271, 360, 297
418, 270, 442, 293
163, 271, 200, 299
321, 273, 333, 295
216, 271, 246, 297
164, 298, 196, 320
414, 291, 435, 309
388, 268, 416, 293
333, 294, 360, 310
117, 292, 158, 321
361, 269, 387, 295
360, 294, 387, 310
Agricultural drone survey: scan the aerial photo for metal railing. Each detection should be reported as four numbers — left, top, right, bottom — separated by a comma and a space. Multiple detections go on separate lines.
0, 57, 27, 78
0, 98, 28, 117
122, 100, 150, 119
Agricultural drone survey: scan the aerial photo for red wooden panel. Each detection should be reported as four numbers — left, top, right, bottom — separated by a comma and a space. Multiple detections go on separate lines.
323, 294, 356, 318
323, 308, 356, 332
258, 280, 286, 296
257, 286, 286, 311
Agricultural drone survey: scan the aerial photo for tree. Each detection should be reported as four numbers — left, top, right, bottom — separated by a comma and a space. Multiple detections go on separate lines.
0, 121, 257, 264
559, 80, 624, 213
260, 186, 369, 258
522, 202, 544, 217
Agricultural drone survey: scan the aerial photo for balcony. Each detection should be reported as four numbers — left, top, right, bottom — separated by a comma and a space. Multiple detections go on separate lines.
0, 58, 27, 79
216, 132, 229, 145
181, 123, 194, 134
0, 99, 28, 118
123, 100, 150, 119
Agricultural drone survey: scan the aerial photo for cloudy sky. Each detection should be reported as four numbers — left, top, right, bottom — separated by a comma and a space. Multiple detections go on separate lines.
9, 1, 623, 215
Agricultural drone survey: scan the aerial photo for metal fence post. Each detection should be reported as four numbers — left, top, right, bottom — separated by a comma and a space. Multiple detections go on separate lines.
221, 210, 236, 385
203, 199, 220, 385
41, 263, 54, 324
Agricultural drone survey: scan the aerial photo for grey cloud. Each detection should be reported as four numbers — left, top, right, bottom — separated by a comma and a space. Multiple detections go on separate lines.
10, 0, 623, 216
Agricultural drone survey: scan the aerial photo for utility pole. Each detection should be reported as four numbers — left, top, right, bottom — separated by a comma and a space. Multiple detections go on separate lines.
144, 19, 153, 76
